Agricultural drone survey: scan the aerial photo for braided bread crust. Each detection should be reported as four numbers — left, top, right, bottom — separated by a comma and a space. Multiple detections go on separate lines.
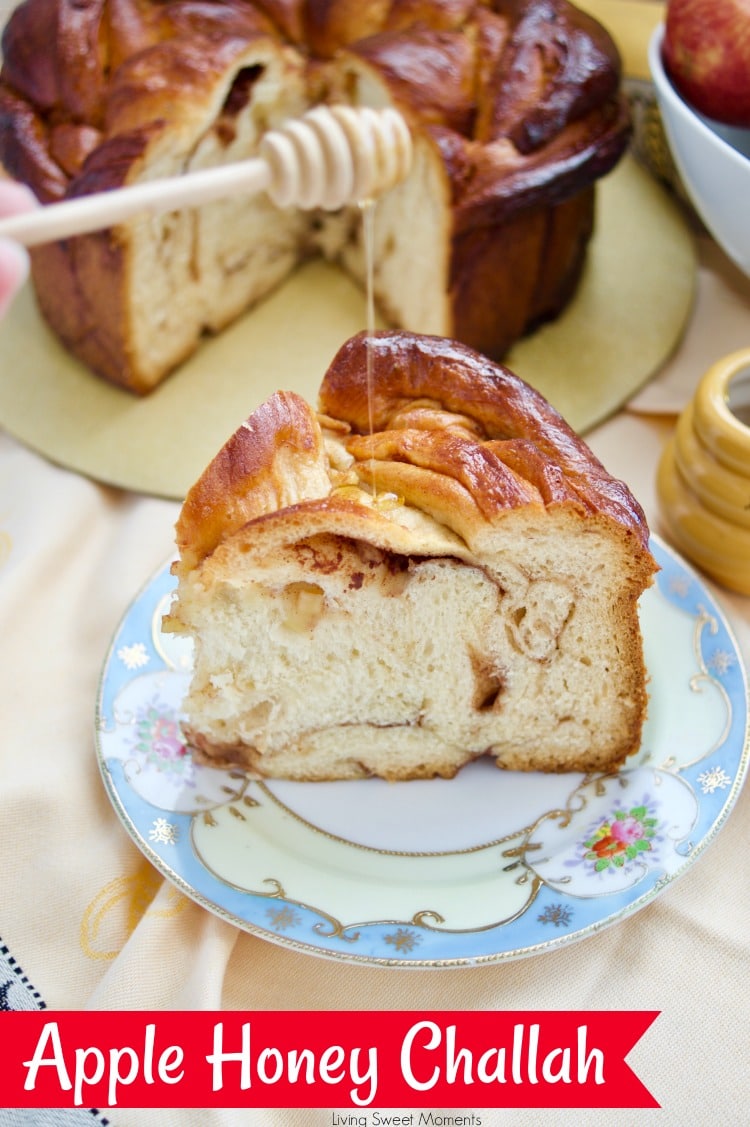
0, 0, 630, 391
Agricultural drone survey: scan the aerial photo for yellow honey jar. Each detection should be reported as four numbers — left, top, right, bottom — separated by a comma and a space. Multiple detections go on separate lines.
657, 348, 750, 595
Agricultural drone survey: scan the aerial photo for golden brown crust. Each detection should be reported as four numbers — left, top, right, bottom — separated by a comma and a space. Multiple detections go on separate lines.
446, 185, 594, 359
1, 0, 629, 199
174, 389, 332, 573
345, 425, 544, 516
319, 329, 651, 550
176, 330, 655, 583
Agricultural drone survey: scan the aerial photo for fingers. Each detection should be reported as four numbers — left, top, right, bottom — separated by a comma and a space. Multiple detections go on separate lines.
0, 179, 38, 215
0, 237, 30, 318
0, 179, 37, 317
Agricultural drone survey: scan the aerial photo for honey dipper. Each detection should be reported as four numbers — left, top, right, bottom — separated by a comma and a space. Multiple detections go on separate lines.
0, 106, 412, 247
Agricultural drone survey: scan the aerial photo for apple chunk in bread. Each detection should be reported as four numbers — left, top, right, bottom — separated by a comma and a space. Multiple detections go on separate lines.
164, 331, 657, 780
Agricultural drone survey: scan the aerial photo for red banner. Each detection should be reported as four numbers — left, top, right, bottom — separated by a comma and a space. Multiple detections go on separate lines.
0, 1010, 659, 1110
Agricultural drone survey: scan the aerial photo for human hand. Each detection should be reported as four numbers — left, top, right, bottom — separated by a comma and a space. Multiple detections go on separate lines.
0, 180, 37, 319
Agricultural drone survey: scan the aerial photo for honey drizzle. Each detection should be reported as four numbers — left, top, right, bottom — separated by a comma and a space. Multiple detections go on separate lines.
359, 196, 377, 497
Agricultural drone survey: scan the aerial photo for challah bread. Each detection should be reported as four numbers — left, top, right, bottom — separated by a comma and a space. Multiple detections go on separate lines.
0, 0, 630, 394
164, 330, 657, 781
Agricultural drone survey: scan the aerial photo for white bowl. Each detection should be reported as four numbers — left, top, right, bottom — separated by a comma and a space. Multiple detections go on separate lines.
649, 25, 750, 277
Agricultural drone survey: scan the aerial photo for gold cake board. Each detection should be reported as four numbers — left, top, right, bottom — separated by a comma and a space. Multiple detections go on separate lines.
0, 156, 695, 500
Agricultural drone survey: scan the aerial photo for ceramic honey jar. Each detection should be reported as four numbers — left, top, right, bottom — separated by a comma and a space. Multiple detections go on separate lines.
657, 348, 750, 595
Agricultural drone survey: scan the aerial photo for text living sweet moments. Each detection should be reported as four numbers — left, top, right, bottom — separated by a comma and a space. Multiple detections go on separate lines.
332, 1114, 483, 1126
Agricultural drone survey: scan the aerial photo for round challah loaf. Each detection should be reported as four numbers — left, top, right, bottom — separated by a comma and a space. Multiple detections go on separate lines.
165, 330, 657, 781
0, 0, 630, 393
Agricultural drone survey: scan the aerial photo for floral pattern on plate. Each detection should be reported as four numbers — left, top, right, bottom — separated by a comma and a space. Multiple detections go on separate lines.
95, 537, 749, 966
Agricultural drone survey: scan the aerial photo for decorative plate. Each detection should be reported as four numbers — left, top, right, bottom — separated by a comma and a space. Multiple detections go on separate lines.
95, 536, 749, 967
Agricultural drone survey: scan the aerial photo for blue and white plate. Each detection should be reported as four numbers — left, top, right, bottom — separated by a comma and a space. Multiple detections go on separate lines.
95, 536, 749, 967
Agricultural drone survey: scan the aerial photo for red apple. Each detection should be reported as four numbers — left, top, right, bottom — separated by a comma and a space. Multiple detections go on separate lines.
662, 0, 750, 127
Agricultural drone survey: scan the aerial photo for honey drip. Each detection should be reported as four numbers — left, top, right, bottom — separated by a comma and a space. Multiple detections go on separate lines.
359, 196, 377, 497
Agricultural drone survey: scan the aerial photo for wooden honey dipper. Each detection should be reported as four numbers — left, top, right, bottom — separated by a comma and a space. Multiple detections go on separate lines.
0, 105, 412, 247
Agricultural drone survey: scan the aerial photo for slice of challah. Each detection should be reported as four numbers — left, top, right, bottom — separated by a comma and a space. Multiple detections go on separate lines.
164, 330, 657, 780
